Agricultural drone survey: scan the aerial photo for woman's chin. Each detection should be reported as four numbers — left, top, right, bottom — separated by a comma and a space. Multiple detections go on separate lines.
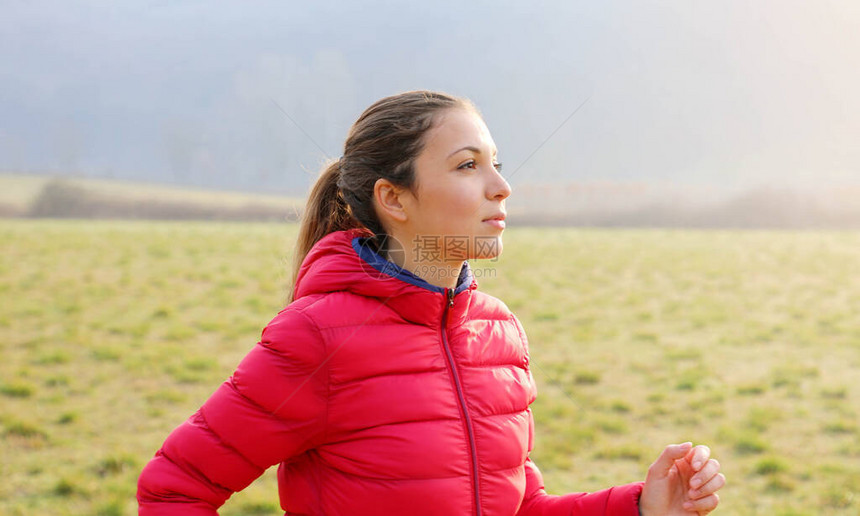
472, 236, 502, 260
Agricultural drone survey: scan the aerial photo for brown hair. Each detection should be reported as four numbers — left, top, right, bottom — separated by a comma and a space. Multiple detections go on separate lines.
289, 90, 476, 302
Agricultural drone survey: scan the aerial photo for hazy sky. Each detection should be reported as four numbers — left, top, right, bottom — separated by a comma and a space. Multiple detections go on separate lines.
1, 0, 857, 194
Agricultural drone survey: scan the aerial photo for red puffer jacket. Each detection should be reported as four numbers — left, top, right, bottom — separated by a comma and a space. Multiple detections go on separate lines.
138, 228, 643, 515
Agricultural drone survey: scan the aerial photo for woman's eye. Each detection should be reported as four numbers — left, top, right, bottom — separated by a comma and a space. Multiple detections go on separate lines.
457, 160, 502, 171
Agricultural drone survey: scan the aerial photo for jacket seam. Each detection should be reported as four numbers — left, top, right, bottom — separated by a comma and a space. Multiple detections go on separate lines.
470, 407, 531, 419
197, 407, 267, 474
308, 315, 516, 331
325, 467, 468, 482
290, 306, 331, 449
316, 321, 437, 331
329, 368, 448, 387
152, 453, 226, 505
483, 462, 524, 474
313, 318, 515, 330
159, 430, 235, 498
457, 362, 531, 370
229, 368, 297, 424
326, 415, 461, 437
289, 304, 330, 513
602, 485, 614, 514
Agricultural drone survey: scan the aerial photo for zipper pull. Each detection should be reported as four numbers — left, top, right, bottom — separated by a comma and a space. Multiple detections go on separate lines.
446, 288, 455, 307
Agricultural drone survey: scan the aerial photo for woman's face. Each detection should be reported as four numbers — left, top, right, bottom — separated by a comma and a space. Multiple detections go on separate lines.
398, 107, 512, 263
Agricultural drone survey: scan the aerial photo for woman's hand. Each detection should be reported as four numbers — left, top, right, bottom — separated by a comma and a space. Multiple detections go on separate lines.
639, 442, 725, 515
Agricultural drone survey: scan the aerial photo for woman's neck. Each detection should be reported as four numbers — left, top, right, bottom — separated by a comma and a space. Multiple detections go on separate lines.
384, 248, 462, 290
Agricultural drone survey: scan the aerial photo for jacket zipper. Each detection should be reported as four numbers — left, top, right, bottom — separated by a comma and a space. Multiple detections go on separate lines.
440, 287, 482, 515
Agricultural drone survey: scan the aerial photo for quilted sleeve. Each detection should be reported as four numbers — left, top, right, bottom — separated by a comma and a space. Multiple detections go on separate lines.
516, 455, 643, 516
137, 307, 328, 515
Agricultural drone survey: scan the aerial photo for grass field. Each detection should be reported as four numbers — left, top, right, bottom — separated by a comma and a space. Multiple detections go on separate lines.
2, 220, 859, 515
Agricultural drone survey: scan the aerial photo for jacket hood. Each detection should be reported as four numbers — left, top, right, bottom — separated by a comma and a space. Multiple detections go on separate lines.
292, 228, 480, 325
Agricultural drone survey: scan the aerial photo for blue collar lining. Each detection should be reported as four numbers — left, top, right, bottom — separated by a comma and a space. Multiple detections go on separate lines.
351, 237, 473, 295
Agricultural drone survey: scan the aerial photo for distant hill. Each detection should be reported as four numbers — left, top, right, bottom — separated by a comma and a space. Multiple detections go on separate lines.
3, 172, 860, 228
0, 173, 304, 222
508, 182, 860, 229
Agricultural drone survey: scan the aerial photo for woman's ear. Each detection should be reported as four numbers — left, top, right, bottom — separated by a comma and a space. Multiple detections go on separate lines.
373, 178, 410, 224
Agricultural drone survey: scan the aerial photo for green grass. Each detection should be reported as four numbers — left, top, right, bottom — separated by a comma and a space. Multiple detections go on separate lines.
2, 221, 860, 515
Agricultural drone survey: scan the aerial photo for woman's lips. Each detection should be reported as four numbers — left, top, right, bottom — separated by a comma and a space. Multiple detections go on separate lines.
483, 218, 506, 229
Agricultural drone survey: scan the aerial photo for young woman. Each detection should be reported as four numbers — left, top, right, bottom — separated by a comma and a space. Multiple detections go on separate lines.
138, 91, 725, 515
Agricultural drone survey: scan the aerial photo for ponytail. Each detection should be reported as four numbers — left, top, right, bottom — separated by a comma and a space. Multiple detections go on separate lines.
289, 159, 363, 302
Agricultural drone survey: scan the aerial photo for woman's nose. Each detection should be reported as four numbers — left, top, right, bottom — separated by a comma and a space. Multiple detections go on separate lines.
488, 168, 512, 200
